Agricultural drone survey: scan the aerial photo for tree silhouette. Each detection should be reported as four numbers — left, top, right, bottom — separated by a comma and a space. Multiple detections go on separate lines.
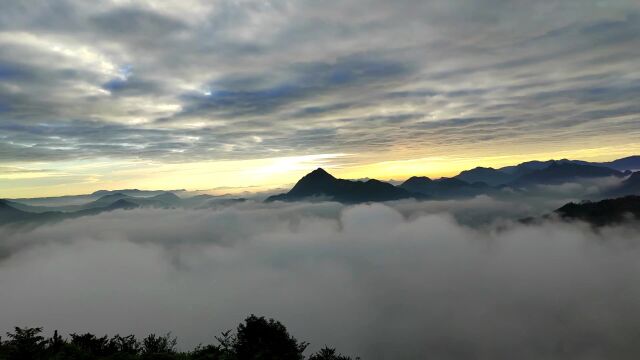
141, 333, 177, 358
5, 327, 45, 360
0, 315, 358, 360
309, 347, 359, 360
70, 332, 117, 357
234, 315, 307, 360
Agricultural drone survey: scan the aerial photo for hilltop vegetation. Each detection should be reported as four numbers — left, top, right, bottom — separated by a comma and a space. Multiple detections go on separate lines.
0, 315, 357, 360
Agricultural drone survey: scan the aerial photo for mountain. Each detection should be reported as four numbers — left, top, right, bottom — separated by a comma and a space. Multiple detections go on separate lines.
91, 189, 186, 197
399, 176, 433, 193
454, 167, 513, 186
554, 195, 640, 226
499, 159, 582, 178
266, 168, 415, 203
80, 199, 140, 214
604, 171, 640, 197
496, 156, 640, 178
84, 192, 132, 208
0, 199, 54, 213
0, 200, 61, 225
81, 192, 182, 210
149, 192, 182, 205
466, 156, 638, 188
5, 191, 186, 217
509, 162, 624, 187
400, 176, 490, 198
0, 200, 39, 224
0, 197, 140, 227
592, 156, 640, 172
500, 160, 558, 176
5, 155, 639, 212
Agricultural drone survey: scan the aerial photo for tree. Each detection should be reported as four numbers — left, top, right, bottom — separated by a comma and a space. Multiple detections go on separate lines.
110, 334, 140, 356
0, 315, 358, 360
141, 333, 177, 358
69, 332, 115, 357
309, 347, 359, 360
43, 330, 66, 358
5, 327, 45, 360
233, 315, 308, 360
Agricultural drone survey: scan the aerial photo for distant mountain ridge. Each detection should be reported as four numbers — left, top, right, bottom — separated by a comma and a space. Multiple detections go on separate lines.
509, 162, 624, 186
453, 157, 637, 187
1, 190, 251, 226
3, 155, 640, 226
91, 189, 186, 197
0, 198, 141, 226
589, 156, 640, 172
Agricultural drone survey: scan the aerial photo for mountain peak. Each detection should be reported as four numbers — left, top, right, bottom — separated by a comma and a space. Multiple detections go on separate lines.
267, 168, 413, 203
92, 189, 141, 196
285, 168, 337, 197
306, 168, 335, 179
404, 176, 432, 183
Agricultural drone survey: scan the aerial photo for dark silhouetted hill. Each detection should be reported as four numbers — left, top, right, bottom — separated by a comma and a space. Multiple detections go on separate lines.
400, 176, 490, 198
555, 195, 640, 226
455, 167, 513, 186
266, 168, 415, 203
499, 159, 564, 177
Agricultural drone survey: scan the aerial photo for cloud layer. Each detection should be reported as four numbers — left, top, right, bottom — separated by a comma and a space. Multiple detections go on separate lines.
1, 0, 640, 170
1, 200, 640, 359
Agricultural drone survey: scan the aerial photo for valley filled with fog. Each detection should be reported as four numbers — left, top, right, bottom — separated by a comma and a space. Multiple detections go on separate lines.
2, 191, 640, 359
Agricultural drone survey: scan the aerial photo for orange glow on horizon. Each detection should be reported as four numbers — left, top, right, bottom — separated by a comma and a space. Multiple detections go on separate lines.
3, 142, 640, 199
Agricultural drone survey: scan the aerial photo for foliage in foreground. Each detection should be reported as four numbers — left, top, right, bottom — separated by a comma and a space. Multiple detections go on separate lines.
0, 315, 358, 360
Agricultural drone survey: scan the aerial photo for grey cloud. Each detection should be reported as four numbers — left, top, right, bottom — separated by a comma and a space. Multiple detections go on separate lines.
0, 0, 640, 163
89, 6, 188, 40
175, 56, 416, 119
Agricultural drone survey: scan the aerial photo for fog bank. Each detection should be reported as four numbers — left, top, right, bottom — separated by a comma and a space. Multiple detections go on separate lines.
1, 201, 640, 359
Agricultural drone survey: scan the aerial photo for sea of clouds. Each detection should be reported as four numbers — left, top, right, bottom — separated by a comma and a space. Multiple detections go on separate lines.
1, 197, 640, 359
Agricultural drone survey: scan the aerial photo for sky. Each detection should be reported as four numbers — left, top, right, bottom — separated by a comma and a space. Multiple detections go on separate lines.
1, 0, 640, 198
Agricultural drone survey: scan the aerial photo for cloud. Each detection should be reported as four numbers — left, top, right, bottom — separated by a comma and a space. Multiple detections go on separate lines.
0, 0, 639, 171
89, 6, 188, 41
1, 200, 640, 359
174, 56, 415, 120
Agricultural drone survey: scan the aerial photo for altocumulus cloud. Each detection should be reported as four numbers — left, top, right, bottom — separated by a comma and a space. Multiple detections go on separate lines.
1, 201, 640, 359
